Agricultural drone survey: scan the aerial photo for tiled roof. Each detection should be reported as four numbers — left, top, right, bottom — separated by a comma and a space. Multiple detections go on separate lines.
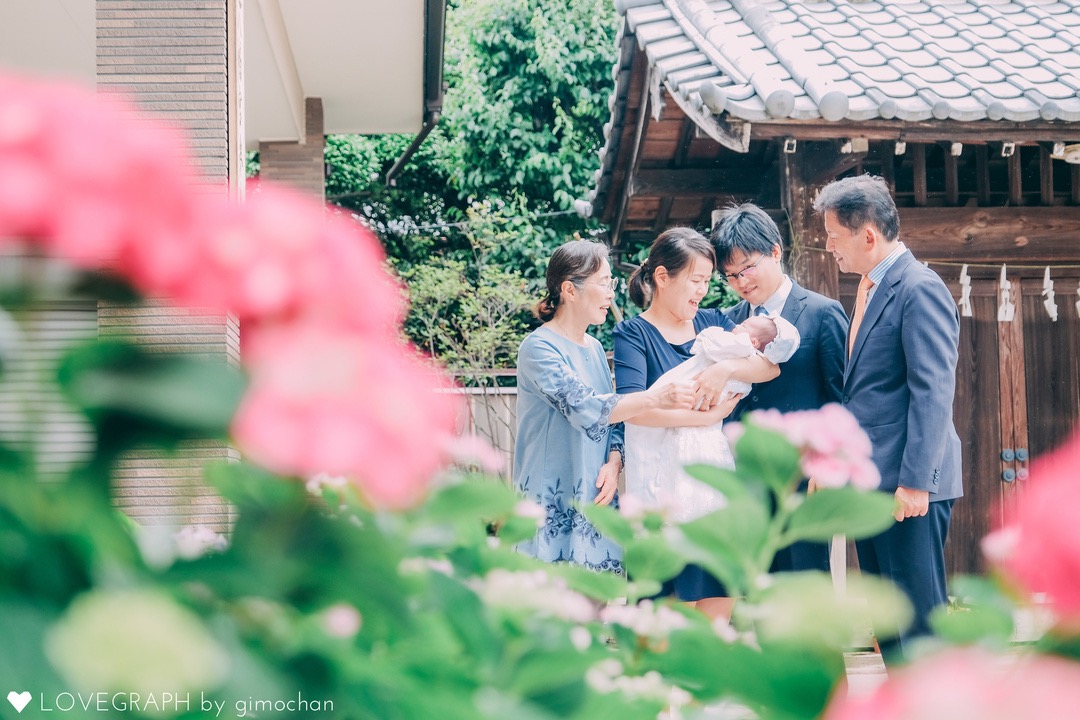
613, 0, 1080, 124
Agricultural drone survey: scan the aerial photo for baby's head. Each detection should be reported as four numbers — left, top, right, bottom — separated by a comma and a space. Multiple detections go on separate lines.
734, 315, 778, 351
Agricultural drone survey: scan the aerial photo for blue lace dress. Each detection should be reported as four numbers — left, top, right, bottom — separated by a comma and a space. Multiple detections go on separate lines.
513, 327, 624, 574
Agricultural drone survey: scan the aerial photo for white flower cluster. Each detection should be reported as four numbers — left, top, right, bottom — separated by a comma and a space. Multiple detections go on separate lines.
586, 659, 692, 707
513, 500, 546, 528
320, 603, 362, 638
305, 472, 349, 495
174, 525, 229, 560
471, 569, 596, 623
599, 600, 688, 640
398, 557, 454, 576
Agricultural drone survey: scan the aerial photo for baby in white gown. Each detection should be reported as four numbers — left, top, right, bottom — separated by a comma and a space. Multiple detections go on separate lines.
625, 314, 800, 522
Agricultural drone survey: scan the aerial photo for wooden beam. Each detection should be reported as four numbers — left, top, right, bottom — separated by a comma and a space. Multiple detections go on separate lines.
749, 119, 1080, 143
913, 143, 927, 207
997, 276, 1027, 521
879, 143, 896, 194
1008, 150, 1023, 206
653, 196, 674, 233
1073, 164, 1080, 205
976, 145, 990, 206
610, 68, 654, 250
1040, 146, 1054, 206
899, 207, 1080, 262
800, 140, 868, 188
630, 168, 762, 197
782, 151, 839, 299
944, 145, 959, 206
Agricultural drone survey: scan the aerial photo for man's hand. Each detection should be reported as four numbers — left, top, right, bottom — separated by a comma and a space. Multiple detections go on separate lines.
893, 486, 929, 522
594, 454, 620, 506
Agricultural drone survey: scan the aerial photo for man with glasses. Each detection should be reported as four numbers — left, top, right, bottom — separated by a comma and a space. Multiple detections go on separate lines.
708, 203, 848, 573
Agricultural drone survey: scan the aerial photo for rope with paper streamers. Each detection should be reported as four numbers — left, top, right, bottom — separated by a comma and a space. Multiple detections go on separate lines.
792, 246, 1078, 322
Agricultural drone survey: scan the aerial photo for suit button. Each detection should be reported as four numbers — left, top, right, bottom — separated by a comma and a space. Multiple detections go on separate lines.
843, 395, 850, 404
751, 396, 759, 402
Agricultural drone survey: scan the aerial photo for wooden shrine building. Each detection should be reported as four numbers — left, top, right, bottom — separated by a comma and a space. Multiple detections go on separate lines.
584, 0, 1080, 575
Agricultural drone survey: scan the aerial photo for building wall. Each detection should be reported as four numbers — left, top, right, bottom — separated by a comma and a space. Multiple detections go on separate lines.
96, 0, 243, 531
259, 97, 325, 200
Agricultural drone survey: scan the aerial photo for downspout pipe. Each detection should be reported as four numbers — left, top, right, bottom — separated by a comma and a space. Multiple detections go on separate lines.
386, 0, 447, 186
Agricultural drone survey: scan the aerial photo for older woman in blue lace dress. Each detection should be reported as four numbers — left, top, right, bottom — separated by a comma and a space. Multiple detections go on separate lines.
514, 239, 694, 573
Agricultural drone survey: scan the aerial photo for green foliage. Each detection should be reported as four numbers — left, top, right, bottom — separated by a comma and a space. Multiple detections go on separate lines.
323, 0, 621, 305
396, 201, 534, 381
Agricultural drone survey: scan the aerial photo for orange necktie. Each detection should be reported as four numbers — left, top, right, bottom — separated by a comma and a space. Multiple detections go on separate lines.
848, 275, 874, 356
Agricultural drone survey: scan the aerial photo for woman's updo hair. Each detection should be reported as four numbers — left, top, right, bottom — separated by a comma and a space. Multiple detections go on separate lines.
535, 239, 610, 322
627, 227, 716, 309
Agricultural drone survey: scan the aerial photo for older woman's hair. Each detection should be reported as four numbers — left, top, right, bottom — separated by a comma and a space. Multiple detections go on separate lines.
534, 239, 610, 321
813, 174, 900, 243
710, 203, 784, 268
627, 227, 716, 309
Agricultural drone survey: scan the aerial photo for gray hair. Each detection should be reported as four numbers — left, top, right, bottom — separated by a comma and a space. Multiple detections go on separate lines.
813, 175, 900, 243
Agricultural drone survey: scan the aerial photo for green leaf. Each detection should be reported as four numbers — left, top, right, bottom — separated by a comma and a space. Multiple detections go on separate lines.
623, 536, 686, 584
675, 498, 769, 593
930, 574, 1015, 645
783, 487, 895, 543
732, 425, 802, 495
547, 563, 627, 602
56, 339, 246, 454
577, 502, 634, 546
204, 461, 305, 509
751, 572, 912, 649
425, 477, 521, 525
683, 464, 749, 501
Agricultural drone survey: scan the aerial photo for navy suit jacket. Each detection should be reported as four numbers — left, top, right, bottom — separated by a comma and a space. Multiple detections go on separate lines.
724, 280, 847, 417
843, 251, 963, 501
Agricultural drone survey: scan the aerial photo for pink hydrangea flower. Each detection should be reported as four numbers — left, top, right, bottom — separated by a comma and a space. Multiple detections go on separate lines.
824, 647, 1080, 720
232, 323, 462, 510
990, 429, 1080, 626
733, 404, 880, 490
0, 70, 463, 512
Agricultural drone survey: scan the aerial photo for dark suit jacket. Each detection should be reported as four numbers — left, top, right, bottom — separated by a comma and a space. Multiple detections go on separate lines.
724, 279, 847, 417
844, 251, 963, 501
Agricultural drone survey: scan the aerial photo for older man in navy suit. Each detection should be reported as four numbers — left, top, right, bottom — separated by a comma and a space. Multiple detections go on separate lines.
709, 203, 847, 574
815, 174, 963, 664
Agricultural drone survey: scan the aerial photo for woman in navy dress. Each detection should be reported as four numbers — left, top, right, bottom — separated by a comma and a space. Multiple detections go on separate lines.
613, 227, 778, 618
514, 240, 695, 573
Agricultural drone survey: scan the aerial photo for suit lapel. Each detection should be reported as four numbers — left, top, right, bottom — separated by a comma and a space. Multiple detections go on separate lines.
845, 253, 915, 383
781, 281, 808, 326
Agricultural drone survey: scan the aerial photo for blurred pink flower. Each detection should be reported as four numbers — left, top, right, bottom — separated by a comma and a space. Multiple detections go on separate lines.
990, 429, 1080, 625
0, 70, 461, 511
232, 323, 462, 510
824, 647, 1080, 720
734, 404, 879, 491
443, 434, 505, 475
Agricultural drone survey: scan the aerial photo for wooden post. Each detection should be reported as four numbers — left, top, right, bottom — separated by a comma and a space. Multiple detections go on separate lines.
781, 151, 839, 299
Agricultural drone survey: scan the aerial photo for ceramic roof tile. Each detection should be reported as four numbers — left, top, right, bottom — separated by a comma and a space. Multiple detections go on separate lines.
1018, 22, 1056, 40
925, 37, 974, 56
593, 0, 1080, 182
892, 96, 934, 122
984, 35, 1025, 54
655, 51, 710, 79
846, 95, 880, 121
902, 49, 940, 68
977, 81, 1024, 100
932, 80, 973, 100
624, 5, 671, 32
857, 63, 903, 84
992, 51, 1041, 70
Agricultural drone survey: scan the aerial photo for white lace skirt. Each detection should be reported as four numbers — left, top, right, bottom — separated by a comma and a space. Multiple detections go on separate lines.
624, 423, 734, 523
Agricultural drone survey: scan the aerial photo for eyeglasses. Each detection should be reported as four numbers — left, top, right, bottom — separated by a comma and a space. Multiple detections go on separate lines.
721, 255, 765, 283
590, 277, 619, 291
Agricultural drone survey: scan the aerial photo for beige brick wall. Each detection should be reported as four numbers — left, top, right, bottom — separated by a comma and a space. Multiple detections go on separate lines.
259, 97, 326, 200
96, 0, 241, 532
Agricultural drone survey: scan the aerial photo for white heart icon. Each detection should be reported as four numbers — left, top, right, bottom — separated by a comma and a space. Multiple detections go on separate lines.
7, 691, 31, 713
